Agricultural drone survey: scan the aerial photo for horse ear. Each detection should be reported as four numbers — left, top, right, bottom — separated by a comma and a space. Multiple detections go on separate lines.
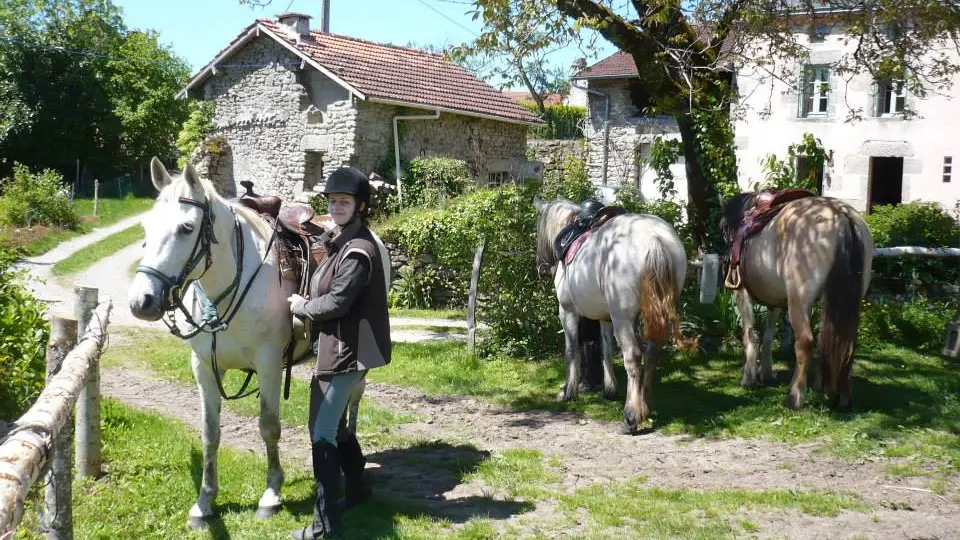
150, 157, 172, 192
183, 162, 200, 186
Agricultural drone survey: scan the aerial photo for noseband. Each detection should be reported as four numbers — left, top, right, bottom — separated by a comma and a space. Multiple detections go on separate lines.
136, 196, 219, 319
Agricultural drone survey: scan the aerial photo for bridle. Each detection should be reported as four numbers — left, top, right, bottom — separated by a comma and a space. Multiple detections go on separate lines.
136, 195, 279, 400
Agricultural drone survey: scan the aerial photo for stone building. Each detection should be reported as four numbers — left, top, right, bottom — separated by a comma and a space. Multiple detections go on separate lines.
179, 13, 543, 200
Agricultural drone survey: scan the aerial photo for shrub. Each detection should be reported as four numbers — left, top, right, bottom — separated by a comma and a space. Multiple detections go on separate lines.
175, 100, 215, 168
0, 163, 79, 229
383, 157, 471, 212
0, 246, 50, 420
380, 182, 563, 357
860, 296, 956, 352
612, 184, 696, 256
539, 153, 596, 202
523, 103, 586, 140
389, 265, 442, 309
866, 201, 960, 289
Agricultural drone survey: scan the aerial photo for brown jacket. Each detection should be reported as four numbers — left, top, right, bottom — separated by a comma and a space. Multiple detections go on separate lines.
291, 221, 391, 375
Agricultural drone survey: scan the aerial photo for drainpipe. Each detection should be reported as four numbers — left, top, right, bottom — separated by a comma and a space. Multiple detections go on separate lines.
393, 109, 440, 206
584, 87, 610, 186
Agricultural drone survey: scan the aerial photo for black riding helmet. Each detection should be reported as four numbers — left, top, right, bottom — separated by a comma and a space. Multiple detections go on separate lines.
579, 198, 604, 222
323, 167, 372, 211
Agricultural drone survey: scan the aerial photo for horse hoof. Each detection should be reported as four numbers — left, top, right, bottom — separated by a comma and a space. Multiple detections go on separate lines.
556, 387, 576, 402
187, 516, 209, 530
783, 391, 804, 410
741, 378, 761, 390
601, 387, 617, 401
256, 505, 281, 519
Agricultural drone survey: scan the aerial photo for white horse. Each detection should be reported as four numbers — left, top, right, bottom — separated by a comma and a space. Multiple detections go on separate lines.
128, 158, 389, 528
534, 197, 687, 434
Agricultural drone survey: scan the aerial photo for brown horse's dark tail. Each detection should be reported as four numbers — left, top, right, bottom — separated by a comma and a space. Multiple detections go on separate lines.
639, 240, 680, 345
819, 211, 864, 407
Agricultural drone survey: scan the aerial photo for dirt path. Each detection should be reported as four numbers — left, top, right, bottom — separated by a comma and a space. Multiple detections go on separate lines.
100, 363, 960, 540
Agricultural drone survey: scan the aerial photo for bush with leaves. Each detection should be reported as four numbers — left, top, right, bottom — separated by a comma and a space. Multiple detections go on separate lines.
538, 153, 596, 202
389, 265, 443, 309
175, 100, 215, 168
522, 103, 586, 140
866, 202, 960, 291
381, 157, 472, 212
860, 296, 955, 353
380, 181, 563, 356
754, 133, 829, 194
0, 163, 78, 229
0, 246, 50, 420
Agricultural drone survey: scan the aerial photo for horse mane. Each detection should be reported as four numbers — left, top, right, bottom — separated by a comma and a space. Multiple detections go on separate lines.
161, 172, 275, 242
536, 197, 579, 270
720, 192, 758, 247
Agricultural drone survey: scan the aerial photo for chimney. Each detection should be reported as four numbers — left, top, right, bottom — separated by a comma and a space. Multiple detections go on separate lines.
276, 12, 312, 41
321, 0, 330, 33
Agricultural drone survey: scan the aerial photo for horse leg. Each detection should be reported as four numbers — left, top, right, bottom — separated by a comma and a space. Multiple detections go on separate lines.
557, 308, 581, 402
639, 340, 661, 416
735, 289, 762, 388
613, 317, 644, 434
255, 362, 284, 519
759, 308, 780, 385
189, 354, 222, 529
600, 321, 618, 400
785, 300, 815, 409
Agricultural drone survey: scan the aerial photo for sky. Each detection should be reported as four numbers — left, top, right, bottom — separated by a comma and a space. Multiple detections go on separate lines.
112, 0, 615, 90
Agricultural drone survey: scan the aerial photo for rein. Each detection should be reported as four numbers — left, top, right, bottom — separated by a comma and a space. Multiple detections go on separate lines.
136, 196, 280, 400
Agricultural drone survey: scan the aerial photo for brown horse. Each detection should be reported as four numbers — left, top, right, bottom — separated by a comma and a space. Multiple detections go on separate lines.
721, 194, 873, 410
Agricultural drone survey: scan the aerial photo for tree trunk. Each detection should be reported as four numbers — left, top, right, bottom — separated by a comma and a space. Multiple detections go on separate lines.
675, 114, 713, 251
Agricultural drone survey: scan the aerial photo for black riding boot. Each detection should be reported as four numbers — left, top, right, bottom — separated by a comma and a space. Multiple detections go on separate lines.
337, 430, 372, 510
292, 440, 342, 540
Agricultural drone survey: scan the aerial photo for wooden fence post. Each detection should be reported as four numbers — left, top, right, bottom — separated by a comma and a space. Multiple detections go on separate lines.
44, 315, 77, 540
92, 179, 99, 217
74, 287, 101, 479
467, 239, 485, 355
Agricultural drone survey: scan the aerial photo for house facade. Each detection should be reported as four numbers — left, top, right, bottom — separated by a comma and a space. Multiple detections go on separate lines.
572, 52, 688, 203
180, 13, 542, 200
733, 14, 960, 213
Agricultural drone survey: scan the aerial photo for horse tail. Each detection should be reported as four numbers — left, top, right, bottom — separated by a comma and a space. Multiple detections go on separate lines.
819, 210, 864, 399
639, 238, 680, 344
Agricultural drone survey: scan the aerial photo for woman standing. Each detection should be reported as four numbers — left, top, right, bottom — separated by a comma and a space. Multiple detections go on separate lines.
288, 167, 391, 539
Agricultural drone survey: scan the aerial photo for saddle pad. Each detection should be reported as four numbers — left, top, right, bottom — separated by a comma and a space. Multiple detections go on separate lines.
563, 229, 595, 266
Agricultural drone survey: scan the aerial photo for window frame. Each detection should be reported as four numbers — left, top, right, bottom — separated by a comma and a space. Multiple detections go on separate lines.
799, 64, 831, 118
876, 79, 907, 117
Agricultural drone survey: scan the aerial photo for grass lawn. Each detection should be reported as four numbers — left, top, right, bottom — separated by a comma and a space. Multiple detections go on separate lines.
389, 308, 467, 321
51, 224, 144, 276
0, 196, 153, 256
103, 328, 960, 484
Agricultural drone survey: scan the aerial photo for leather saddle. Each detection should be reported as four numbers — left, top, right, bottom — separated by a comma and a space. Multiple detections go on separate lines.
725, 188, 814, 289
554, 205, 625, 265
231, 181, 332, 377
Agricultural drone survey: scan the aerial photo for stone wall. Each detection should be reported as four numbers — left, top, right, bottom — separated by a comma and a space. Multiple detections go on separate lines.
190, 136, 235, 197
526, 139, 586, 178
200, 34, 531, 199
582, 78, 686, 201
202, 36, 358, 200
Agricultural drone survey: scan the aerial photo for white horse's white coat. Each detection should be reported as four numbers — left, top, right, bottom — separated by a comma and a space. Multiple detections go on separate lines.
536, 197, 686, 433
128, 158, 389, 526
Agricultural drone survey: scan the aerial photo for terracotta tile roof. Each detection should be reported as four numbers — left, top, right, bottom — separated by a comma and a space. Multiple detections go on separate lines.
573, 26, 735, 80
185, 19, 541, 125
502, 91, 566, 106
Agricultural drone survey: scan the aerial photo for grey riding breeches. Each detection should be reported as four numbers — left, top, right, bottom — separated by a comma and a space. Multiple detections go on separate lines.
308, 370, 366, 445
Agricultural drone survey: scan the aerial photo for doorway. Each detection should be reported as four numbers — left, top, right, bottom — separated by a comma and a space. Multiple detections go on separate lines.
867, 156, 903, 212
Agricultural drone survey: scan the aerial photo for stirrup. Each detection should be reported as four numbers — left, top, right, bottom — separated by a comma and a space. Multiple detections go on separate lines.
724, 265, 742, 290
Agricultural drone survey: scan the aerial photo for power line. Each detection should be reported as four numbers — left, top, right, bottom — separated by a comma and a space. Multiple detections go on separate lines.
411, 0, 479, 37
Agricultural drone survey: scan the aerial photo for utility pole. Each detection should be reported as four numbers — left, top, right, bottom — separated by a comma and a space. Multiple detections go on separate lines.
321, 0, 330, 32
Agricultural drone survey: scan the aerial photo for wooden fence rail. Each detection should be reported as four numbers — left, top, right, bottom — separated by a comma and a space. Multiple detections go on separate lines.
0, 296, 112, 539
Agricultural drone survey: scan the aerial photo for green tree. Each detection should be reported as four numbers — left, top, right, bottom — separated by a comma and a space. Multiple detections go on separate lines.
469, 0, 960, 251
0, 0, 189, 188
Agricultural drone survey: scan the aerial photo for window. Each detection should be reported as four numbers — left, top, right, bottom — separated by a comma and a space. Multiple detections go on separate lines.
944, 157, 952, 183
876, 80, 906, 116
800, 65, 830, 117
486, 171, 510, 187
809, 24, 829, 42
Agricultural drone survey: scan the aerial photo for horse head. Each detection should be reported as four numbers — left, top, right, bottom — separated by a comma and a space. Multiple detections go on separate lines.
719, 192, 758, 248
129, 157, 221, 321
533, 195, 579, 272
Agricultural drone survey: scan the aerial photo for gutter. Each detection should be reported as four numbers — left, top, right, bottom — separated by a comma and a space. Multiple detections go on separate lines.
584, 87, 610, 186
393, 109, 441, 206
